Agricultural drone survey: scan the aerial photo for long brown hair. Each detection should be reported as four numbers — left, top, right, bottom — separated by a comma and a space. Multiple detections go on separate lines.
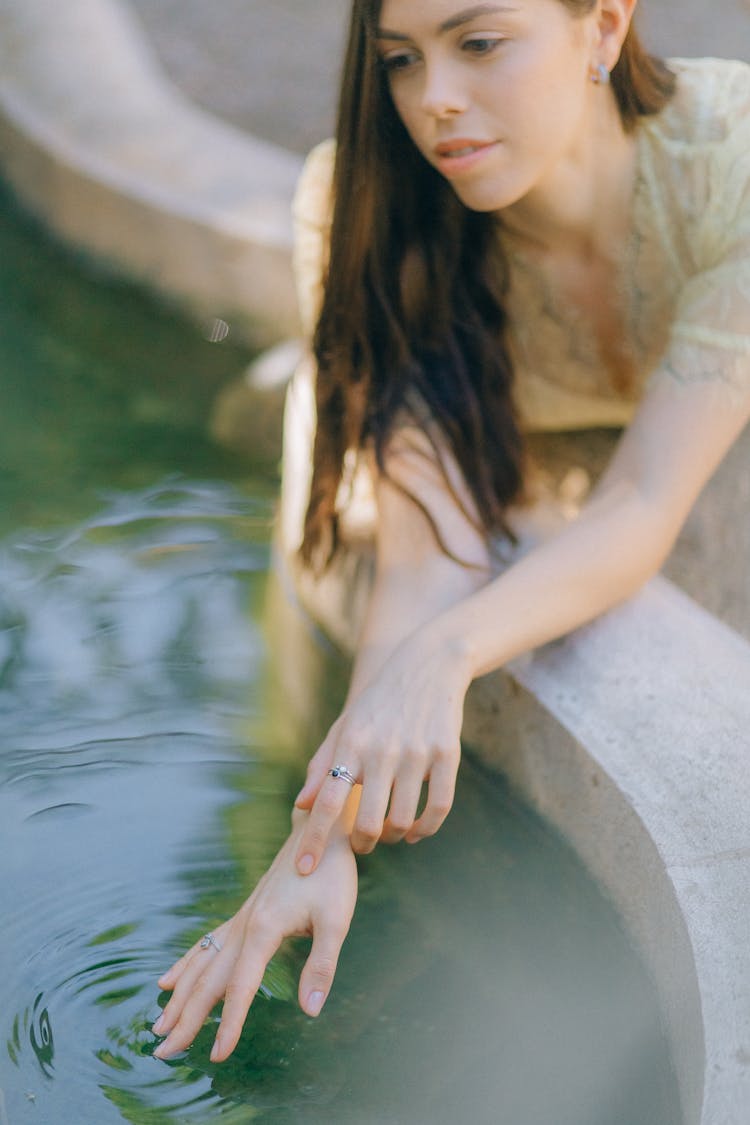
300, 1, 675, 571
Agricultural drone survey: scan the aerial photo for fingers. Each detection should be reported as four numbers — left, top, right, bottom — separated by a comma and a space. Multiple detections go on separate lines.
153, 939, 234, 1059
153, 811, 360, 1064
157, 944, 197, 991
298, 917, 349, 1018
379, 767, 425, 845
154, 921, 277, 1063
295, 771, 355, 874
210, 945, 275, 1062
405, 753, 457, 843
155, 926, 227, 999
350, 760, 395, 854
297, 743, 456, 865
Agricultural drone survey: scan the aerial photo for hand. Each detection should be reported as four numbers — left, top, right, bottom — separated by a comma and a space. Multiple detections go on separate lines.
294, 625, 472, 872
152, 812, 357, 1062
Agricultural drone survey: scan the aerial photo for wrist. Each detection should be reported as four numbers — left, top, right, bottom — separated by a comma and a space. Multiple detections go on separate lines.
418, 612, 477, 689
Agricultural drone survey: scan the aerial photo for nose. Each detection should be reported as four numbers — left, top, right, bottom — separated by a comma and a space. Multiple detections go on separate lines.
420, 62, 467, 119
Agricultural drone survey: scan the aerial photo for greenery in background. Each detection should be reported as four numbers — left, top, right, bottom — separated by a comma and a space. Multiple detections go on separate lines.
0, 178, 273, 536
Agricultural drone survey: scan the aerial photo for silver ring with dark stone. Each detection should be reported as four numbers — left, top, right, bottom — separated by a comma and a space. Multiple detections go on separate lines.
327, 765, 356, 786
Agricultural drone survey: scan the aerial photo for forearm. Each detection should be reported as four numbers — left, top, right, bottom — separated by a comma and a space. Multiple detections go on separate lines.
432, 482, 677, 680
346, 551, 489, 703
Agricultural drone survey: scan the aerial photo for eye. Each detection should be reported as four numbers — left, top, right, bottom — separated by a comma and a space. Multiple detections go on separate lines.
380, 49, 421, 74
462, 36, 504, 56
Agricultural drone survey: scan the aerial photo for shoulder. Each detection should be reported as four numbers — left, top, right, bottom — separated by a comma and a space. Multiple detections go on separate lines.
292, 139, 337, 229
641, 63, 750, 404
638, 59, 750, 270
645, 58, 750, 195
655, 57, 750, 145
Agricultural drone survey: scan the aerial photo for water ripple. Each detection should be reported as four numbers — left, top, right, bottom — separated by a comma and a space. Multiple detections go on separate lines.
0, 479, 682, 1125
0, 480, 289, 1122
0, 479, 268, 738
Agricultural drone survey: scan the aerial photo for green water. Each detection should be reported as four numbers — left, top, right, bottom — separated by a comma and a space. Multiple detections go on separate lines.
0, 184, 681, 1125
0, 181, 276, 536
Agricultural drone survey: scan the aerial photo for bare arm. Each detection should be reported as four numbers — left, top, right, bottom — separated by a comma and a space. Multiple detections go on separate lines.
293, 425, 496, 848
442, 375, 749, 678
295, 370, 750, 872
346, 432, 494, 702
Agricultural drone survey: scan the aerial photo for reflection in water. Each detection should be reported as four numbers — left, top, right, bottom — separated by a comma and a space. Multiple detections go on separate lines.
0, 481, 282, 1123
29, 996, 54, 1078
0, 483, 682, 1125
0, 479, 268, 724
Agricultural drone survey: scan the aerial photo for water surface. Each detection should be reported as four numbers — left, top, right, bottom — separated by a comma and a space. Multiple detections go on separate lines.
0, 185, 681, 1124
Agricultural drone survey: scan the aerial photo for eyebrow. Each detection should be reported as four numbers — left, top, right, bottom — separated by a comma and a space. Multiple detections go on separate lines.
377, 4, 515, 41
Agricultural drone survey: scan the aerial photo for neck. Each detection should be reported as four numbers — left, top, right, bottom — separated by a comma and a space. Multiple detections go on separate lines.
499, 96, 638, 262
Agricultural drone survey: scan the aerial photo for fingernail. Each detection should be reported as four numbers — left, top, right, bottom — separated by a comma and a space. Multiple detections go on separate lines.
152, 1015, 164, 1034
307, 991, 325, 1017
210, 1035, 223, 1063
298, 854, 315, 875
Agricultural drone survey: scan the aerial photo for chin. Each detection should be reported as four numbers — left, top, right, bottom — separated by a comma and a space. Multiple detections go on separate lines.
451, 181, 520, 213
445, 163, 529, 214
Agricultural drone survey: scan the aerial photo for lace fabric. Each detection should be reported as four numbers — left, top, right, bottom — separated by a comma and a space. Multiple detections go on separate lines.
639, 59, 750, 403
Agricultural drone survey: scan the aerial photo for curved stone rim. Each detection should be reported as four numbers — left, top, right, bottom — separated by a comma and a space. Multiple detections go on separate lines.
464, 576, 750, 1125
0, 0, 303, 345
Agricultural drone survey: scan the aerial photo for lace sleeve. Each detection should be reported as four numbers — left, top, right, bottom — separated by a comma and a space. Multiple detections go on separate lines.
653, 72, 750, 403
291, 139, 336, 341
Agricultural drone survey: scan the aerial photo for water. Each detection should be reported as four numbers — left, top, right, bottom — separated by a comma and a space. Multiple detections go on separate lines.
0, 185, 681, 1124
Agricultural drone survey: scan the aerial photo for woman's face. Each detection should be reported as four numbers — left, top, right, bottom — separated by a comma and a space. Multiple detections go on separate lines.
376, 0, 602, 213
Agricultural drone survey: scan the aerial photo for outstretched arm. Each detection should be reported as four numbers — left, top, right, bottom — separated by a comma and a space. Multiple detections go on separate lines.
294, 369, 750, 873
449, 374, 749, 676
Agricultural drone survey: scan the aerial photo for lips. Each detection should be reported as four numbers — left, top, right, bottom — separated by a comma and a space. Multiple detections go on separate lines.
433, 139, 498, 177
435, 139, 494, 157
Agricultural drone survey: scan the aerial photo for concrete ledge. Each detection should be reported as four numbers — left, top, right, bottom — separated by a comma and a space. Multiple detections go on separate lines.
464, 577, 750, 1125
0, 0, 303, 344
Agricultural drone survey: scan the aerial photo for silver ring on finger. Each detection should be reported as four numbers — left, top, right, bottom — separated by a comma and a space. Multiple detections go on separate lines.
327, 764, 357, 787
199, 932, 222, 953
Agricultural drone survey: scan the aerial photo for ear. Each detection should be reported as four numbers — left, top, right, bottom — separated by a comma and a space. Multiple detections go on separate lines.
595, 0, 638, 72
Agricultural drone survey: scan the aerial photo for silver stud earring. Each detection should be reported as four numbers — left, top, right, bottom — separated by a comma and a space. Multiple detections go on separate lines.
591, 63, 611, 86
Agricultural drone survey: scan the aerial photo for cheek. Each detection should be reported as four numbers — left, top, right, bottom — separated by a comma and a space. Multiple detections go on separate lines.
501, 32, 587, 109
390, 89, 425, 148
501, 59, 586, 148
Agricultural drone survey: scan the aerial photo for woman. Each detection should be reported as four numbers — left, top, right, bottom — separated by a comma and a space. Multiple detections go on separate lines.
153, 0, 750, 1063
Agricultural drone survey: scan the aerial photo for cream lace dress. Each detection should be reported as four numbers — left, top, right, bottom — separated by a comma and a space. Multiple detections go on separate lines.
278, 58, 750, 646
